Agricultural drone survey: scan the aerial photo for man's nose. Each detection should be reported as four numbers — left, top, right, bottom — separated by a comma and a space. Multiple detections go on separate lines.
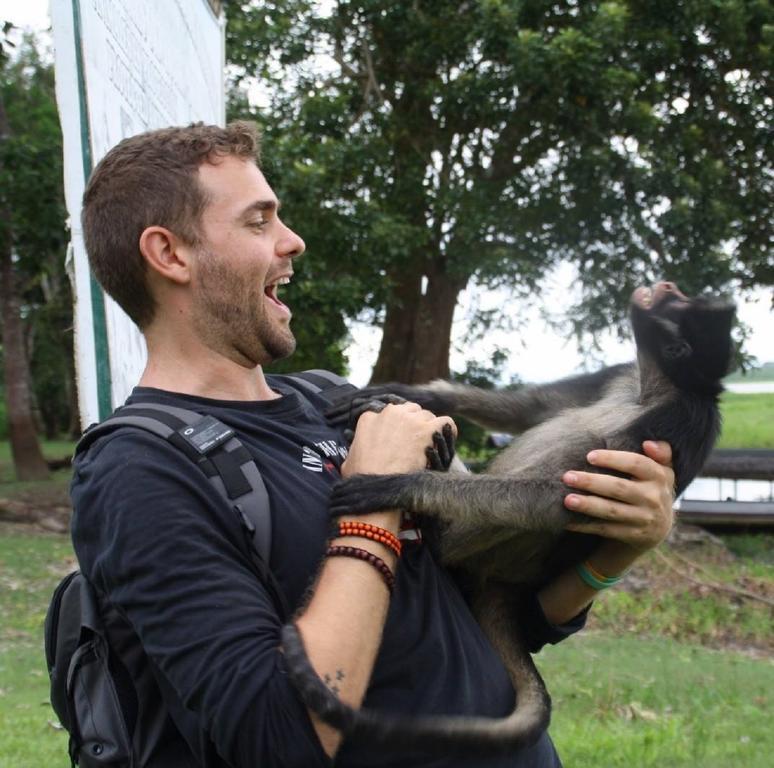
277, 221, 305, 259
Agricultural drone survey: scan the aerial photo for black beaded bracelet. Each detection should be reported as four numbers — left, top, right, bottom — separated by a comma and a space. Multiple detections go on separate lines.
326, 544, 396, 594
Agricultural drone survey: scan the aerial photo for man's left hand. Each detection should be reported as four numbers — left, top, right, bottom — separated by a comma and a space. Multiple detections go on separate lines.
561, 441, 675, 553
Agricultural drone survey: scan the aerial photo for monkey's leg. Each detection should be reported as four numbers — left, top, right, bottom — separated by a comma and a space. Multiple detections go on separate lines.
329, 471, 580, 535
470, 583, 552, 747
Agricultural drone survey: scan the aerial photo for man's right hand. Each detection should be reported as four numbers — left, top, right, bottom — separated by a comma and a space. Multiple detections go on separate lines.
341, 401, 457, 479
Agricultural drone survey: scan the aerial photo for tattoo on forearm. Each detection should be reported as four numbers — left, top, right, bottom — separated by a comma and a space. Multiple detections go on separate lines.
322, 669, 346, 697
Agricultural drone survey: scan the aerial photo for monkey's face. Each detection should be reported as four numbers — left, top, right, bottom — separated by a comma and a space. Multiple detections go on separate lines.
630, 282, 735, 395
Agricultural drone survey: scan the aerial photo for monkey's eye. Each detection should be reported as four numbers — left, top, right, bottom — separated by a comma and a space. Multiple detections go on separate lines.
663, 341, 692, 359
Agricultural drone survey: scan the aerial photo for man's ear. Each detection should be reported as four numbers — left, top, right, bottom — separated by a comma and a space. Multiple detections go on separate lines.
139, 226, 192, 286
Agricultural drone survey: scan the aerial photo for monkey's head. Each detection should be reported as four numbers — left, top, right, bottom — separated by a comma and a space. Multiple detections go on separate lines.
630, 282, 735, 396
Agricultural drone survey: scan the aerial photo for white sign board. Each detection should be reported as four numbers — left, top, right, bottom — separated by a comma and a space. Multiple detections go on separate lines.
51, 0, 225, 426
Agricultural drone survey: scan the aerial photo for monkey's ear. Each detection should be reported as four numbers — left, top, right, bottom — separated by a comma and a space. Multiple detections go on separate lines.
663, 340, 692, 359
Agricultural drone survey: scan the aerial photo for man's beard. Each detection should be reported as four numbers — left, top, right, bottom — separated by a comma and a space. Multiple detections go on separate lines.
192, 249, 296, 366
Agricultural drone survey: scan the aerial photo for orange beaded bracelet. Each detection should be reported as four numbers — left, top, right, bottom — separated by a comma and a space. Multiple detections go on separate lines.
336, 521, 402, 558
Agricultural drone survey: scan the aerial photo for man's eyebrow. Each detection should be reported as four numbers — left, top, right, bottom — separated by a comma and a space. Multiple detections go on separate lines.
237, 199, 281, 219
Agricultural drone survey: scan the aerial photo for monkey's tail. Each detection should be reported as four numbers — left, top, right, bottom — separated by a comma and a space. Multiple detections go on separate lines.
280, 612, 551, 755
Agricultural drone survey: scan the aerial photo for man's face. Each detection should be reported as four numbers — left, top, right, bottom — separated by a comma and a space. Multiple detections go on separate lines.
189, 156, 305, 366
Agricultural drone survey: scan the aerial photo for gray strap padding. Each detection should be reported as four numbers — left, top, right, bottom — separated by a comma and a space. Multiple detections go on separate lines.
285, 369, 358, 403
78, 403, 272, 566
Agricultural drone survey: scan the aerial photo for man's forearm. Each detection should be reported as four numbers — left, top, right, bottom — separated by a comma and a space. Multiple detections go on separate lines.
293, 511, 399, 757
536, 540, 640, 626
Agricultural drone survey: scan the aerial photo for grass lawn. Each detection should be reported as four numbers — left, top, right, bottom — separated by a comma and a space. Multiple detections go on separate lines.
0, 527, 75, 767
717, 392, 774, 449
540, 633, 771, 768
0, 524, 772, 767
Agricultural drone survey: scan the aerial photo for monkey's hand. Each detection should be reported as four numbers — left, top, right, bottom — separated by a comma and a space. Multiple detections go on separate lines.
425, 423, 456, 472
335, 395, 409, 444
338, 403, 456, 471
326, 383, 453, 430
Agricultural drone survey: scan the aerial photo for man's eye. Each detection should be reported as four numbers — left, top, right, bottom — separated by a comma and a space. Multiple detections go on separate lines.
249, 220, 266, 230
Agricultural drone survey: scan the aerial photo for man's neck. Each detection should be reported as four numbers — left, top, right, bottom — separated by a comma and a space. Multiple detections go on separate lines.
139, 336, 281, 402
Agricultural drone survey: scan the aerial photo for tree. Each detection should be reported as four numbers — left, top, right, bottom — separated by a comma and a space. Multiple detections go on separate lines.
0, 30, 71, 478
228, 1, 772, 383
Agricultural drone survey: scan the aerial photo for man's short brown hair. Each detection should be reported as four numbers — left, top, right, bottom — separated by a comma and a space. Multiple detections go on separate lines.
82, 121, 261, 328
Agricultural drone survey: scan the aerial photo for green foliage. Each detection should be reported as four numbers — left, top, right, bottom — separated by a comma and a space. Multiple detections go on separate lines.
721, 531, 774, 564
0, 33, 74, 438
591, 580, 772, 647
0, 36, 67, 271
225, 0, 773, 378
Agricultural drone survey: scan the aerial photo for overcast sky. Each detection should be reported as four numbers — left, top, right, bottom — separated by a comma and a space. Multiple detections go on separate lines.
5, 1, 770, 385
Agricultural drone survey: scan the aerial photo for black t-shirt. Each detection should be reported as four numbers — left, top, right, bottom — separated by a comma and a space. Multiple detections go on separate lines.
71, 381, 581, 767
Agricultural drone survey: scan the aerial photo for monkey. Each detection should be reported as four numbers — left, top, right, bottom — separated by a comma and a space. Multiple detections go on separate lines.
281, 281, 735, 755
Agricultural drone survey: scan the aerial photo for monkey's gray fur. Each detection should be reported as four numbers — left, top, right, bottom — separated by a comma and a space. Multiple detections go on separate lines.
282, 283, 735, 755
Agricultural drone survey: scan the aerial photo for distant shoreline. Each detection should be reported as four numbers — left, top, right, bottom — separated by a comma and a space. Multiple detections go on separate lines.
725, 382, 774, 394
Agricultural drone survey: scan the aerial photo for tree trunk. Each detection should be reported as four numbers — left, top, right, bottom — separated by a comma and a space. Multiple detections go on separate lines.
0, 92, 50, 481
0, 248, 51, 479
370, 260, 467, 384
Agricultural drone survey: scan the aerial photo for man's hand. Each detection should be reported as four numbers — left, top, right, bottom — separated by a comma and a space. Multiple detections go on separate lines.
341, 401, 457, 479
561, 440, 676, 553
538, 441, 675, 625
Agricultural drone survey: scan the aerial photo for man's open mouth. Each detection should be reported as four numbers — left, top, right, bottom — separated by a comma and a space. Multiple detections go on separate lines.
265, 275, 291, 308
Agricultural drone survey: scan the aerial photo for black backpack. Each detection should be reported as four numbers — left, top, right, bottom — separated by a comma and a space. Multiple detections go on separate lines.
44, 370, 356, 767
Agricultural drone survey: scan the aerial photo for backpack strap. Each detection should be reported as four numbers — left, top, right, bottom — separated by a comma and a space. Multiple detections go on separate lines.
282, 368, 359, 404
77, 403, 274, 590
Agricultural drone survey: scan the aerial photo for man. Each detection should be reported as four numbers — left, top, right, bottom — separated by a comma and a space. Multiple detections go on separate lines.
72, 121, 675, 767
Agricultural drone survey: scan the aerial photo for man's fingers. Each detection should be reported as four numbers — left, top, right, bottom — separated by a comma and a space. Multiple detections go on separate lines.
563, 471, 636, 504
564, 492, 641, 522
585, 449, 669, 481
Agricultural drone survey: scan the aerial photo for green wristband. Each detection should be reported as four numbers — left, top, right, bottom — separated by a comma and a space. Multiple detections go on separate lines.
575, 561, 622, 591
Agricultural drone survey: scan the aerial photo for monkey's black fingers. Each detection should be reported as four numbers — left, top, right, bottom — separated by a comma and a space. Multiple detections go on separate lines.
426, 445, 444, 471
325, 387, 402, 426
358, 398, 387, 415
326, 384, 450, 427
325, 395, 370, 428
327, 394, 409, 429
425, 429, 450, 471
441, 423, 456, 470
329, 474, 417, 518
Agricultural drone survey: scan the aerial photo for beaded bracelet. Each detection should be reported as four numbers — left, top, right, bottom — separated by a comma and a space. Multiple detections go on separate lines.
575, 560, 624, 591
336, 521, 402, 558
326, 545, 396, 594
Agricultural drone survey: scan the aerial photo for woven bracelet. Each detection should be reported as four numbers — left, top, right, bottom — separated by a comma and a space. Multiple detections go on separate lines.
336, 521, 402, 558
575, 560, 624, 591
326, 544, 395, 594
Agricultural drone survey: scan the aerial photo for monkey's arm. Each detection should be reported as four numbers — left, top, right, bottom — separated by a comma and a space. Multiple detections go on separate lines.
328, 363, 633, 434
329, 471, 577, 535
